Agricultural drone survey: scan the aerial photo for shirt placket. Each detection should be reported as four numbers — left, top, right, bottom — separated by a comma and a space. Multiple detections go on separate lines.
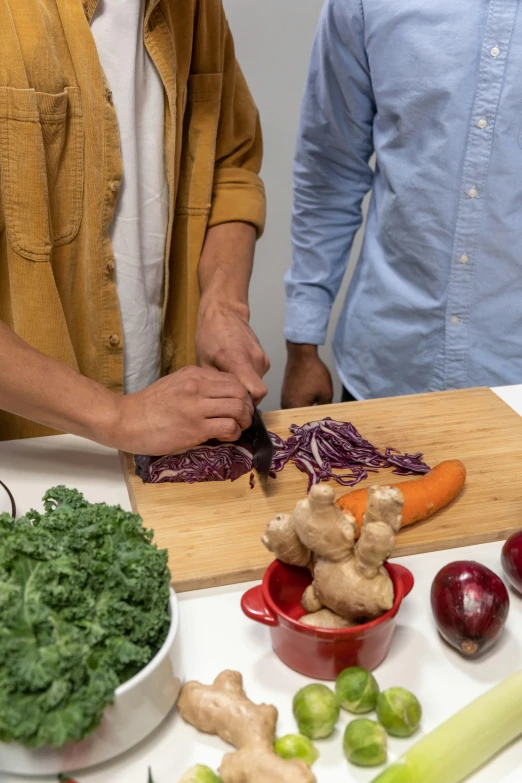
82, 0, 129, 392
55, 0, 125, 392
443, 0, 517, 388
101, 82, 125, 391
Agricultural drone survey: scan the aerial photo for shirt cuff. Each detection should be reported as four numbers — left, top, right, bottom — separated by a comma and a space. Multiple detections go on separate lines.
284, 299, 332, 345
208, 168, 266, 239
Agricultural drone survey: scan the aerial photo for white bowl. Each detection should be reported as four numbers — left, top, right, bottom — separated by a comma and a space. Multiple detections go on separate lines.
0, 588, 182, 776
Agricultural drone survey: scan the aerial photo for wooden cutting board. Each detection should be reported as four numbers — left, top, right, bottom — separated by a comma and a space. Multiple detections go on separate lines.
121, 387, 522, 592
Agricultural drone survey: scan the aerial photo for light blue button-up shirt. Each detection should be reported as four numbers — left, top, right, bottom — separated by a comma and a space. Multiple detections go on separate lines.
285, 0, 522, 399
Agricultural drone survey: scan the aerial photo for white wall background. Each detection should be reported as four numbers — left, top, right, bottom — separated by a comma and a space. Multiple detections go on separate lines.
223, 0, 369, 411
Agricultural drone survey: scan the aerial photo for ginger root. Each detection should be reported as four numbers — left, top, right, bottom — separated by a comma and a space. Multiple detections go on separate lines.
301, 584, 323, 614
299, 608, 353, 629
261, 483, 404, 624
220, 746, 314, 783
292, 484, 357, 561
178, 670, 316, 783
262, 513, 311, 568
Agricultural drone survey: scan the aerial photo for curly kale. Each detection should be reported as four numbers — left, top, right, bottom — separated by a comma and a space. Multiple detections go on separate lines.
0, 487, 171, 748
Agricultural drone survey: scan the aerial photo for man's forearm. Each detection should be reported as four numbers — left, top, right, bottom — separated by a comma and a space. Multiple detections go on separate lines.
0, 321, 119, 444
196, 221, 269, 401
198, 222, 256, 311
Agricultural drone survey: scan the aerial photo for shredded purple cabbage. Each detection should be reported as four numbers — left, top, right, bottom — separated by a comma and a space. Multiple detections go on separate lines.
279, 419, 429, 489
135, 417, 430, 490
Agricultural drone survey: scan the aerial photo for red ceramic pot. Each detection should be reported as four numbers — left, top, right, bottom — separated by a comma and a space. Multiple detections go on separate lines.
241, 560, 414, 680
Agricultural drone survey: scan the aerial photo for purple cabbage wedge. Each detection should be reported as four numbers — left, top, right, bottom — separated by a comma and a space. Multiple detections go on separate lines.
134, 435, 255, 484
135, 417, 430, 490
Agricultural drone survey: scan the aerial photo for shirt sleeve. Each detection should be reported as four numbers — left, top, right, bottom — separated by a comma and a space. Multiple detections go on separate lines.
207, 18, 266, 238
284, 0, 376, 345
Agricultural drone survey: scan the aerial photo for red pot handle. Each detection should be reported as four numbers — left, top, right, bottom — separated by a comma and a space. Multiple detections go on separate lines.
241, 585, 278, 627
391, 563, 415, 598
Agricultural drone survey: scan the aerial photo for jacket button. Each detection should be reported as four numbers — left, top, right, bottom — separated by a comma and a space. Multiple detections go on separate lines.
110, 181, 120, 193
106, 90, 113, 105
109, 334, 120, 347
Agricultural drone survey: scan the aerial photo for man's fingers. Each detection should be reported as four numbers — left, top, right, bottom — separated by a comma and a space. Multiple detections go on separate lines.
281, 391, 315, 409
316, 391, 333, 405
315, 363, 334, 405
188, 367, 253, 411
239, 368, 267, 405
204, 381, 254, 415
205, 418, 242, 443
221, 354, 268, 405
203, 398, 253, 431
249, 344, 271, 376
193, 365, 249, 388
197, 338, 270, 405
281, 364, 332, 408
315, 384, 334, 405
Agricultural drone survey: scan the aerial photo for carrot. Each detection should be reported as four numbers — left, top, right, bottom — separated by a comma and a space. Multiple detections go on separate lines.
336, 459, 466, 531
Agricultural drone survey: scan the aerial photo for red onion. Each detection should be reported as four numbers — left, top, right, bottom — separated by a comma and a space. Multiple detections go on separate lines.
136, 417, 430, 489
501, 531, 522, 593
431, 561, 509, 658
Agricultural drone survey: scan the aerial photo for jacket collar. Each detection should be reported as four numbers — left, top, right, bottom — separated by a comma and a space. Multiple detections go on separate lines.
82, 0, 99, 23
82, 0, 161, 24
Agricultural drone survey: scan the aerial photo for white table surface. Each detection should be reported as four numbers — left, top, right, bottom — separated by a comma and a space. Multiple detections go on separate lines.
1, 386, 522, 782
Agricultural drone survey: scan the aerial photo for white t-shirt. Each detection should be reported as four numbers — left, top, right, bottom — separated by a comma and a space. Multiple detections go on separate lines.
91, 0, 168, 394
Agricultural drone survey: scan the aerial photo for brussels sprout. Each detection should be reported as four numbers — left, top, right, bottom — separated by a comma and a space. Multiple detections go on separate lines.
335, 666, 380, 714
178, 765, 222, 783
343, 718, 387, 767
292, 683, 340, 739
274, 733, 320, 766
376, 687, 422, 737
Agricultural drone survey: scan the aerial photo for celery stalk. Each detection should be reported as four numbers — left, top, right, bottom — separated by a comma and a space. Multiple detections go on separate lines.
370, 669, 522, 783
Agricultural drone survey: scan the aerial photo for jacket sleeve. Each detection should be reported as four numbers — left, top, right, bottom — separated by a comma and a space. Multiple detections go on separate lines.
207, 15, 266, 238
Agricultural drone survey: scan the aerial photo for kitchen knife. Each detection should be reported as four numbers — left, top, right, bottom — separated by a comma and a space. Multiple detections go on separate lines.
248, 404, 274, 489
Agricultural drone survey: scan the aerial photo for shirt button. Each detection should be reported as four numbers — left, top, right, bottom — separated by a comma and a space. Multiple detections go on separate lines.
451, 316, 460, 325
459, 253, 469, 264
109, 334, 120, 347
468, 186, 477, 198
477, 117, 487, 129
491, 45, 500, 58
110, 181, 120, 193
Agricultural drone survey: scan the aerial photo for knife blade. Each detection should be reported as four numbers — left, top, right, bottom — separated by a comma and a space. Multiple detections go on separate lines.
248, 404, 274, 489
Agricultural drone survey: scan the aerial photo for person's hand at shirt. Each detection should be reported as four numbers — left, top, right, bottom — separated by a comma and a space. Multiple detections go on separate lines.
281, 342, 333, 409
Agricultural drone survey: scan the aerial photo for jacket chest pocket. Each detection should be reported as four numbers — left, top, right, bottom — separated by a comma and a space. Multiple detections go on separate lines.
0, 86, 84, 262
177, 73, 223, 212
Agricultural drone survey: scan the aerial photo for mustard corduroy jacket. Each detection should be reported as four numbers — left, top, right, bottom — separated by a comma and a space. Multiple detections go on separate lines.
0, 0, 266, 440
